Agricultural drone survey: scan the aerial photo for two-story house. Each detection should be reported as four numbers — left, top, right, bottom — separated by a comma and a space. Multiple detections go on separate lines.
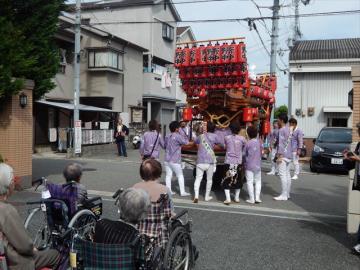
77, 0, 181, 133
34, 14, 147, 151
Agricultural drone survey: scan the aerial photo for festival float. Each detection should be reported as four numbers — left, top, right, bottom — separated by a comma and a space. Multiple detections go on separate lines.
175, 37, 277, 182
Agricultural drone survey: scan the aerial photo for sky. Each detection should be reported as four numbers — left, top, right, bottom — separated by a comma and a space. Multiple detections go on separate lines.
173, 0, 360, 106
69, 0, 360, 106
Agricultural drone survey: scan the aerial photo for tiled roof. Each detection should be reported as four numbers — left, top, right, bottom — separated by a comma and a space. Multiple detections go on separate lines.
176, 26, 189, 36
290, 38, 360, 61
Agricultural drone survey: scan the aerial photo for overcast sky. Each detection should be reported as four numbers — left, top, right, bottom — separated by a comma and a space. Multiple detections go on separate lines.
174, 0, 360, 106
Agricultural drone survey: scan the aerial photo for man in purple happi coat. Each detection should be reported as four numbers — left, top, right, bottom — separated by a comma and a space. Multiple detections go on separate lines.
140, 120, 164, 159
274, 113, 293, 201
164, 121, 190, 196
267, 120, 279, 175
289, 118, 304, 180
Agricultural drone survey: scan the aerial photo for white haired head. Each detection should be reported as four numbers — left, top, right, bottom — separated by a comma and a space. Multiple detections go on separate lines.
0, 163, 14, 196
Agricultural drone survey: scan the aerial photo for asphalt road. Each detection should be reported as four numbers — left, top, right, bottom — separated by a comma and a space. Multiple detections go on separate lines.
9, 149, 360, 269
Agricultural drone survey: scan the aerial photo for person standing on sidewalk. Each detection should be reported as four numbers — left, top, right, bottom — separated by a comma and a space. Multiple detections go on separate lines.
221, 122, 246, 205
193, 121, 222, 203
164, 121, 190, 196
289, 118, 304, 180
244, 126, 263, 204
274, 113, 294, 201
267, 120, 279, 175
140, 120, 165, 160
114, 118, 129, 157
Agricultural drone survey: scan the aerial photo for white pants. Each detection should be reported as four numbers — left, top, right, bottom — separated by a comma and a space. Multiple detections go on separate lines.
164, 162, 186, 195
278, 159, 292, 198
292, 152, 300, 176
246, 170, 262, 202
194, 163, 214, 199
270, 149, 278, 173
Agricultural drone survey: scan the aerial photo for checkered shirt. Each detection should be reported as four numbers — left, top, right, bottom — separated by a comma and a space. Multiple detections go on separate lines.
74, 237, 145, 270
137, 195, 172, 248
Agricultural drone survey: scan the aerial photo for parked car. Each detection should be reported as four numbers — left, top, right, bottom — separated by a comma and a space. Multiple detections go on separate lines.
310, 127, 352, 173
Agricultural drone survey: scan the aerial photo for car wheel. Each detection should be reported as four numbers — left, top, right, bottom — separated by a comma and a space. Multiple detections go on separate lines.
310, 159, 318, 173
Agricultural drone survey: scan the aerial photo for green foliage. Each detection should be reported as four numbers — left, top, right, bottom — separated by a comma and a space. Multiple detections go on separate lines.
0, 0, 65, 100
274, 105, 288, 119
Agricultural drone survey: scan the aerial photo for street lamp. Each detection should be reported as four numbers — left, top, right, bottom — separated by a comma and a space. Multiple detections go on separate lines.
19, 92, 28, 108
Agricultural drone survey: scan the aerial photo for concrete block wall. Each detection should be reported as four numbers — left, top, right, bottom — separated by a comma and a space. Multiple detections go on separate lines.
0, 80, 34, 188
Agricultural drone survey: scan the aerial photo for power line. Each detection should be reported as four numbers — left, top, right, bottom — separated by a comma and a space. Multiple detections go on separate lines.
88, 9, 360, 25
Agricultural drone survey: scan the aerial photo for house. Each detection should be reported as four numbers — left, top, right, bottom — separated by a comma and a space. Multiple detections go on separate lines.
175, 26, 196, 118
288, 38, 360, 148
76, 0, 182, 133
34, 15, 147, 151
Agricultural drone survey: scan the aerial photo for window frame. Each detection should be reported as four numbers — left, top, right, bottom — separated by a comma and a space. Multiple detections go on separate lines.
162, 23, 174, 41
87, 47, 124, 72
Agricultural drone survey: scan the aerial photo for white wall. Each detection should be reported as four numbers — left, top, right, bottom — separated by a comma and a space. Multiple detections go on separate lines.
290, 72, 353, 138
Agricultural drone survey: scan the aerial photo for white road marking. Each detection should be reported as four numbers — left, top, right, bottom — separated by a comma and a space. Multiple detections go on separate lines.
89, 190, 345, 223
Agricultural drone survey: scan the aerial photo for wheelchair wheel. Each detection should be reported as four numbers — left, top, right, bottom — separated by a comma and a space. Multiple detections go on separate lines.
68, 209, 97, 241
163, 226, 193, 270
24, 207, 51, 250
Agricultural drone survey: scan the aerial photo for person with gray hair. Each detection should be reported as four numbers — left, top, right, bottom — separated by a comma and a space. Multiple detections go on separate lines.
63, 162, 88, 203
0, 163, 60, 270
94, 188, 150, 244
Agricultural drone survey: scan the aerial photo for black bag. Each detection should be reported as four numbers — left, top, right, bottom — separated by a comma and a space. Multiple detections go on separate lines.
143, 132, 159, 161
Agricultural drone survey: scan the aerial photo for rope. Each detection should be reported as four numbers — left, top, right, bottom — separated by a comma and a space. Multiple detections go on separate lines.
204, 110, 242, 128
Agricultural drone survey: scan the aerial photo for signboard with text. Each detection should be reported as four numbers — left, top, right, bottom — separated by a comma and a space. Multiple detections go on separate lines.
74, 120, 82, 154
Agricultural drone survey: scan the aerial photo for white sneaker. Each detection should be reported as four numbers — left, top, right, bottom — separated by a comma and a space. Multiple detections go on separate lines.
180, 192, 190, 197
267, 171, 275, 175
353, 244, 360, 254
255, 199, 262, 203
246, 199, 255, 204
273, 195, 288, 201
170, 191, 176, 195
291, 175, 298, 180
205, 196, 213, 202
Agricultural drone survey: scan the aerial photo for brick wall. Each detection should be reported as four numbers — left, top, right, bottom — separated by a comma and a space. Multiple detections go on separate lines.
352, 66, 360, 143
0, 80, 34, 188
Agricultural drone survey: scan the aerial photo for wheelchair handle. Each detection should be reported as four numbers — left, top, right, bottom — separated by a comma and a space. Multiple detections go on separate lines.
85, 196, 102, 204
32, 177, 46, 191
172, 209, 188, 220
63, 181, 77, 188
112, 189, 124, 199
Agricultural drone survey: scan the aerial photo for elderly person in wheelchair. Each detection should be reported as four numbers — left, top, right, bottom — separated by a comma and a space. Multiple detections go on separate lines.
0, 163, 59, 270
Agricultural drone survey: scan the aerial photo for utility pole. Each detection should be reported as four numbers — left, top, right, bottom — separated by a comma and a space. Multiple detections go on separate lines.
73, 0, 81, 156
270, 0, 280, 122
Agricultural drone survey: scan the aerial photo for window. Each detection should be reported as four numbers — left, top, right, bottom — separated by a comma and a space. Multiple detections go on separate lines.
318, 129, 352, 143
162, 23, 174, 41
88, 48, 124, 71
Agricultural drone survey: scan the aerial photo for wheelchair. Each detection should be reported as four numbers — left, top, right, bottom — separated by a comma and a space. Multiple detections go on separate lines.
72, 189, 196, 270
24, 177, 102, 252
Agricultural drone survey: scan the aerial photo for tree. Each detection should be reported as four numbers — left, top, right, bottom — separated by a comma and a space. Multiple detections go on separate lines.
0, 0, 65, 101
274, 105, 288, 119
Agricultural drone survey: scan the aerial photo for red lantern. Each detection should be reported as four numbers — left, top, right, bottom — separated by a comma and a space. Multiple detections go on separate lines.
200, 66, 208, 78
237, 42, 246, 63
183, 107, 193, 121
193, 67, 201, 78
190, 46, 198, 66
179, 68, 186, 79
182, 79, 189, 91
218, 78, 225, 89
252, 107, 259, 117
206, 43, 215, 65
269, 97, 275, 104
220, 42, 229, 64
208, 66, 216, 77
182, 47, 190, 67
243, 108, 253, 122
198, 45, 207, 66
233, 77, 240, 89
225, 78, 233, 89
175, 47, 183, 68
210, 79, 217, 90
223, 65, 230, 76
262, 121, 271, 135
199, 88, 207, 97
185, 67, 193, 79
215, 66, 224, 77
229, 41, 238, 64
213, 42, 222, 65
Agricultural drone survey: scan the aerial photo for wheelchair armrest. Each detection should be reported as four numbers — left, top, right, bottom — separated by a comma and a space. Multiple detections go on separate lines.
172, 209, 188, 220
84, 196, 102, 204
